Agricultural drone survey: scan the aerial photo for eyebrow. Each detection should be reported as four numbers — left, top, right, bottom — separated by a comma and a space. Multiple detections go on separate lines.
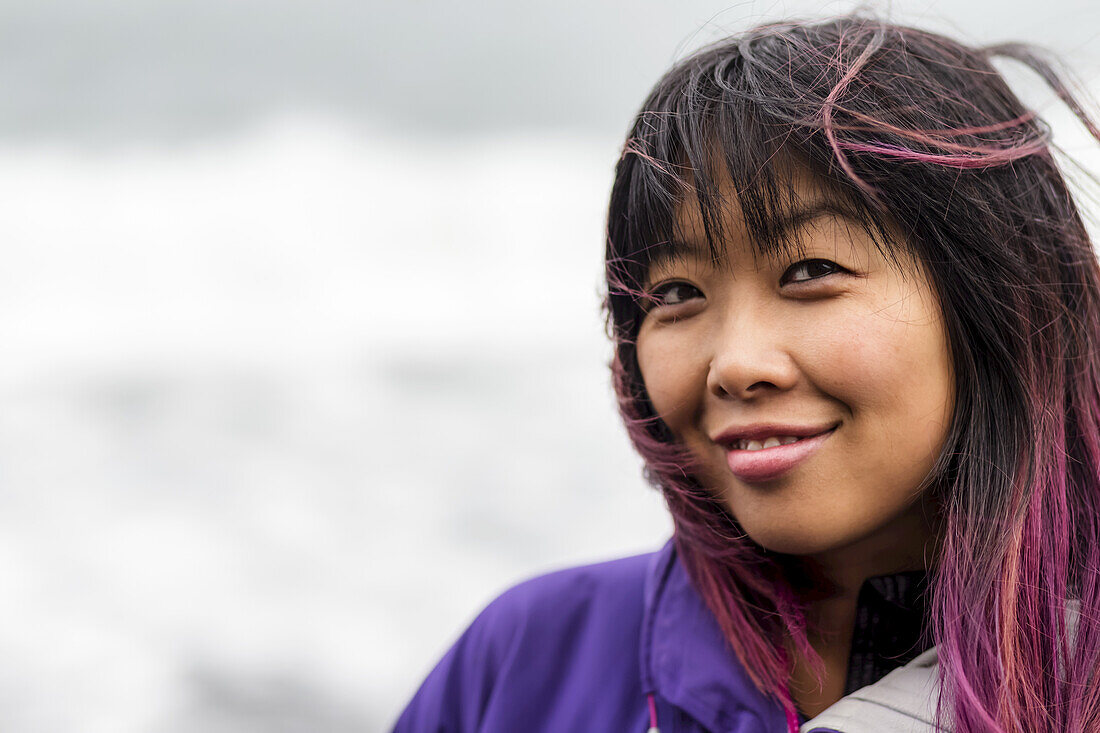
645, 200, 863, 274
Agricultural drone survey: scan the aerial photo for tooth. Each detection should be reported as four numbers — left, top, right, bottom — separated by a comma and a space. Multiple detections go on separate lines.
762, 437, 781, 449
780, 436, 800, 445
745, 439, 764, 451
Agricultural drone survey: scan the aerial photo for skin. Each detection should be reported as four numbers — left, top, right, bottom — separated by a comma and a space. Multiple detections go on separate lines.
634, 168, 954, 717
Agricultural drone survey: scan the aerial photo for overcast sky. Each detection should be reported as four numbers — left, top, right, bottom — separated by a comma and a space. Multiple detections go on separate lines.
3, 0, 1098, 145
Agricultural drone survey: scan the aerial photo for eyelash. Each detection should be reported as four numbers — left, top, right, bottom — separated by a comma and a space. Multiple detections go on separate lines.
645, 281, 703, 309
780, 258, 845, 285
644, 258, 845, 310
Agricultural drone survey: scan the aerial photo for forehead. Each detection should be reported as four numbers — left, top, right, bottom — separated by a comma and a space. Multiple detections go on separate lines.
651, 163, 872, 270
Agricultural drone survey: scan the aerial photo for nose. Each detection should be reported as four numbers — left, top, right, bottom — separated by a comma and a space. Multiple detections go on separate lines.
705, 305, 799, 400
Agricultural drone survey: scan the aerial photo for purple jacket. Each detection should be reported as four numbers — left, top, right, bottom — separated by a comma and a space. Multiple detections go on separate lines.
392, 538, 942, 732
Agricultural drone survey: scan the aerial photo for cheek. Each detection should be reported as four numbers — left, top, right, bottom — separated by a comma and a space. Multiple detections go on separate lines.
806, 294, 954, 463
635, 327, 708, 434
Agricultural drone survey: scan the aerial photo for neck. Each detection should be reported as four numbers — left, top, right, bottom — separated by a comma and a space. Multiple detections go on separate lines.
781, 494, 939, 719
778, 491, 939, 670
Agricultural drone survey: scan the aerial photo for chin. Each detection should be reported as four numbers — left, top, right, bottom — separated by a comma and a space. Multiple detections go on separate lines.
740, 523, 848, 557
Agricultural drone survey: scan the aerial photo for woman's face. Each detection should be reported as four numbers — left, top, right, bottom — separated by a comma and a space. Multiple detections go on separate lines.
635, 170, 954, 558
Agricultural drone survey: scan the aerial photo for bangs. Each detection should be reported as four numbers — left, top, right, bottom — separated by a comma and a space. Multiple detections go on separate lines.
606, 33, 918, 336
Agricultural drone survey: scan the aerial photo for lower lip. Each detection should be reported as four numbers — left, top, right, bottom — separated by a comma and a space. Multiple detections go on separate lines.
724, 426, 837, 483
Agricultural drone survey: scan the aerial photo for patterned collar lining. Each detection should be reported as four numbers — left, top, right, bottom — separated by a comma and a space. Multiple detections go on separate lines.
843, 570, 932, 695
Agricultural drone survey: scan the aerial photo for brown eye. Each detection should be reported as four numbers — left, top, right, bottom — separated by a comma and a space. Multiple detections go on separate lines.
780, 259, 844, 285
647, 281, 704, 308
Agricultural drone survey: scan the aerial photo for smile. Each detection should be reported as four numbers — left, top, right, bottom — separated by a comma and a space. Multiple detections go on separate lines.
724, 425, 837, 482
735, 435, 803, 450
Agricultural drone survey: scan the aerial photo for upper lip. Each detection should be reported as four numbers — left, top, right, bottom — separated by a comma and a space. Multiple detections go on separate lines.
712, 422, 839, 447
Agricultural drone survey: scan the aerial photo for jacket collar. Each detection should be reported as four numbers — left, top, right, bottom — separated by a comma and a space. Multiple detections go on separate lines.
640, 537, 791, 731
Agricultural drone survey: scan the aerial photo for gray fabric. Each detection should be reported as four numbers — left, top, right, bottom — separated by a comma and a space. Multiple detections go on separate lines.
800, 646, 942, 733
800, 600, 1081, 732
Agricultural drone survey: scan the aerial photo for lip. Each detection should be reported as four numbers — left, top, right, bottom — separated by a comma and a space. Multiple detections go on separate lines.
719, 423, 839, 483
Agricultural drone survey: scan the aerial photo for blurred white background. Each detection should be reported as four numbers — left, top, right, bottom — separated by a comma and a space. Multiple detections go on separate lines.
1, 1, 1098, 731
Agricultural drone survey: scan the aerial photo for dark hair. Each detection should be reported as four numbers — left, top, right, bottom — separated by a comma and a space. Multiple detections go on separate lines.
605, 14, 1100, 732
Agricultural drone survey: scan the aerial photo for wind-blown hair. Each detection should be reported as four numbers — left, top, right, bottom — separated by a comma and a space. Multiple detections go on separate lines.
605, 15, 1100, 733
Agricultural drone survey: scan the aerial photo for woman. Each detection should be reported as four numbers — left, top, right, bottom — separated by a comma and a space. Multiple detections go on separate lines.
394, 15, 1100, 732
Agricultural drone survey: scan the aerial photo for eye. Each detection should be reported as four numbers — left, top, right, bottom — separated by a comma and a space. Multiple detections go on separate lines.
644, 281, 704, 310
780, 258, 845, 285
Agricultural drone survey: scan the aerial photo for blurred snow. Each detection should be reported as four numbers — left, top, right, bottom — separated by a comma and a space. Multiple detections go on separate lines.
0, 116, 671, 732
